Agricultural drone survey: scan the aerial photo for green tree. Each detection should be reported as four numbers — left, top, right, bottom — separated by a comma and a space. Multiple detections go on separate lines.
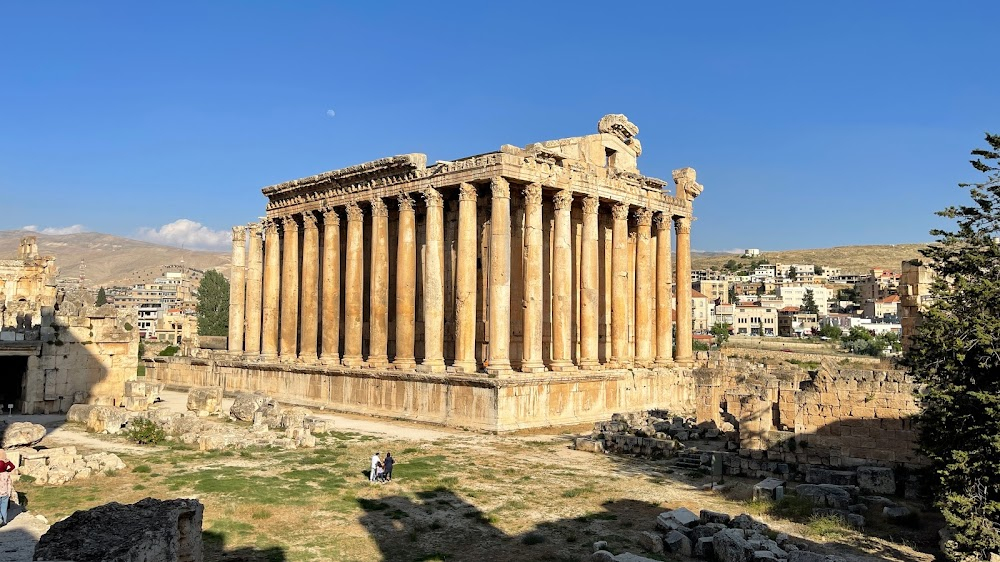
728, 285, 738, 304
787, 266, 798, 281
196, 270, 230, 336
814, 265, 824, 275
902, 133, 1000, 559
710, 323, 731, 345
95, 287, 108, 306
723, 259, 739, 271
818, 323, 843, 340
801, 289, 819, 315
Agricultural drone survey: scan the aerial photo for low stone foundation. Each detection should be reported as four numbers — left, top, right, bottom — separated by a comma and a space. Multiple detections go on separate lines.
144, 356, 697, 432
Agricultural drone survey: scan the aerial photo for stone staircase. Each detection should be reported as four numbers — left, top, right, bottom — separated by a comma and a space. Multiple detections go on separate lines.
671, 450, 705, 471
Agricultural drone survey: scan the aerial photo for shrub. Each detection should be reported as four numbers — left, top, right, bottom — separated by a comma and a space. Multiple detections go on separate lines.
158, 345, 179, 357
124, 418, 165, 445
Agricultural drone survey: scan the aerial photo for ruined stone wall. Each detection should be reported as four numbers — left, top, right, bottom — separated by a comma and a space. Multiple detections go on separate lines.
145, 357, 697, 432
21, 308, 139, 414
697, 353, 924, 479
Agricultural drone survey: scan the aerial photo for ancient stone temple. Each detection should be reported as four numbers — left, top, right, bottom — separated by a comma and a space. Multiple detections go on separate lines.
148, 115, 706, 431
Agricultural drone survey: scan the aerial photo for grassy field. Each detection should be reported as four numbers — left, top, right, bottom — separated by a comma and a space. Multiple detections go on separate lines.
19, 424, 940, 562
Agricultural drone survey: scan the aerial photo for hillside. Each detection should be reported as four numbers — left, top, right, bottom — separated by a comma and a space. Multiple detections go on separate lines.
0, 230, 231, 287
692, 244, 928, 275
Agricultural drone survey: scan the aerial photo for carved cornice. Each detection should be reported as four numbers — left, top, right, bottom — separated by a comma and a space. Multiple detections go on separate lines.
597, 114, 639, 142
370, 197, 388, 218
345, 202, 364, 222
634, 208, 652, 227
553, 190, 573, 211
490, 177, 510, 199
263, 153, 426, 196
611, 202, 630, 221
522, 183, 542, 206
422, 188, 443, 208
458, 183, 477, 202
397, 193, 414, 212
674, 216, 692, 235
582, 196, 599, 216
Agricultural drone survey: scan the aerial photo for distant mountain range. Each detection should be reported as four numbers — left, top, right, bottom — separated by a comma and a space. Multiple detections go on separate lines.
0, 230, 230, 287
0, 229, 928, 288
691, 244, 928, 274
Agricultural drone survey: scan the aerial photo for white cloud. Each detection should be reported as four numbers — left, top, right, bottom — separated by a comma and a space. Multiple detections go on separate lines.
22, 224, 87, 235
136, 219, 230, 251
326, 109, 336, 118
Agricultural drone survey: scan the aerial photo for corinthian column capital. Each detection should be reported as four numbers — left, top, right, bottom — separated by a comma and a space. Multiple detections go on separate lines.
553, 190, 573, 211
231, 225, 247, 242
421, 188, 443, 208
611, 202, 629, 221
582, 196, 599, 216
490, 177, 510, 199
345, 202, 364, 222
674, 216, 692, 235
653, 212, 670, 231
459, 183, 477, 202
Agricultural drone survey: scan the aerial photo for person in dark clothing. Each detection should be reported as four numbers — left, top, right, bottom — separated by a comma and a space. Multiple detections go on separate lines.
383, 452, 394, 481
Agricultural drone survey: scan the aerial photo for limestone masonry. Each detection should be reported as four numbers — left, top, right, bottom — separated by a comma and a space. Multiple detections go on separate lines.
149, 115, 705, 431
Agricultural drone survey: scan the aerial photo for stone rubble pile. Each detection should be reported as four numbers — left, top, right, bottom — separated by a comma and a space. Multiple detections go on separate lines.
589, 507, 848, 562
1, 420, 126, 486
575, 411, 728, 457
66, 386, 331, 451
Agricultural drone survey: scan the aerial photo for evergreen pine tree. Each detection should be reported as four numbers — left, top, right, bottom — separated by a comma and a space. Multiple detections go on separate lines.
801, 289, 819, 315
95, 287, 108, 306
903, 133, 1000, 559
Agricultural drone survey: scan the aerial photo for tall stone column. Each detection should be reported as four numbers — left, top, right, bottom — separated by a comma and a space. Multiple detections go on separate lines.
299, 211, 320, 361
550, 190, 576, 371
227, 225, 247, 354
520, 183, 545, 373
367, 198, 389, 368
579, 196, 600, 369
634, 208, 653, 366
261, 219, 280, 359
342, 203, 365, 367
394, 194, 417, 369
674, 215, 694, 365
279, 216, 300, 360
654, 213, 674, 366
420, 189, 446, 372
486, 177, 513, 375
244, 222, 264, 356
610, 203, 631, 367
320, 208, 341, 364
453, 183, 478, 373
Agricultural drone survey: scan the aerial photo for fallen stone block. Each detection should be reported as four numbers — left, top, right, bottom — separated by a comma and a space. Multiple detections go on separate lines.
575, 437, 606, 453
66, 403, 97, 424
638, 530, 664, 554
122, 396, 149, 412
591, 551, 615, 562
882, 505, 912, 520
795, 484, 852, 509
230, 392, 267, 421
613, 553, 663, 562
694, 536, 715, 558
713, 528, 753, 562
1, 421, 46, 448
656, 506, 700, 531
86, 405, 132, 434
124, 379, 147, 398
664, 530, 692, 556
700, 509, 732, 525
753, 477, 785, 501
34, 497, 204, 562
186, 386, 223, 415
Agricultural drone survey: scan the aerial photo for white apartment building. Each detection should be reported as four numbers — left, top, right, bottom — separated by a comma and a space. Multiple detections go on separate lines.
776, 285, 834, 316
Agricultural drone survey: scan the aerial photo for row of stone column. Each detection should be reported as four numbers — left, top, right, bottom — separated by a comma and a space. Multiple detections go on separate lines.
227, 178, 695, 372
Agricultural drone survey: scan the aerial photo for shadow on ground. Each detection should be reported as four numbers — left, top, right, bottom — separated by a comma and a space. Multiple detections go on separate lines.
359, 486, 937, 562
203, 530, 287, 562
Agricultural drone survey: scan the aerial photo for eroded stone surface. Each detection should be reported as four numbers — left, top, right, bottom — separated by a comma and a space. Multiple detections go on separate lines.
33, 497, 204, 562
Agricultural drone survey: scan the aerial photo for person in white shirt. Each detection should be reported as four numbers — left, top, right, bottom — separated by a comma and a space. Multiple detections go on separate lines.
370, 452, 381, 483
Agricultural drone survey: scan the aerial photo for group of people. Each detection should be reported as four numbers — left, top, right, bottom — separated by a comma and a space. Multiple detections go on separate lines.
369, 451, 394, 483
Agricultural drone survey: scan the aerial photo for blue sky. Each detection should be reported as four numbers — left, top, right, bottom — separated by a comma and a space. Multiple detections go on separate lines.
1, 2, 995, 251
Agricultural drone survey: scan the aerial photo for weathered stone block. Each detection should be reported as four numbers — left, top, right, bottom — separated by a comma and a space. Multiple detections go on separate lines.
857, 466, 895, 495
229, 392, 267, 421
66, 403, 97, 424
694, 536, 715, 558
186, 386, 223, 415
795, 484, 852, 509
664, 530, 692, 556
34, 497, 204, 562
656, 506, 699, 532
753, 478, 785, 501
122, 396, 149, 412
700, 509, 732, 525
86, 405, 133, 434
713, 528, 752, 562
638, 530, 664, 554
1, 421, 46, 448
124, 380, 147, 398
